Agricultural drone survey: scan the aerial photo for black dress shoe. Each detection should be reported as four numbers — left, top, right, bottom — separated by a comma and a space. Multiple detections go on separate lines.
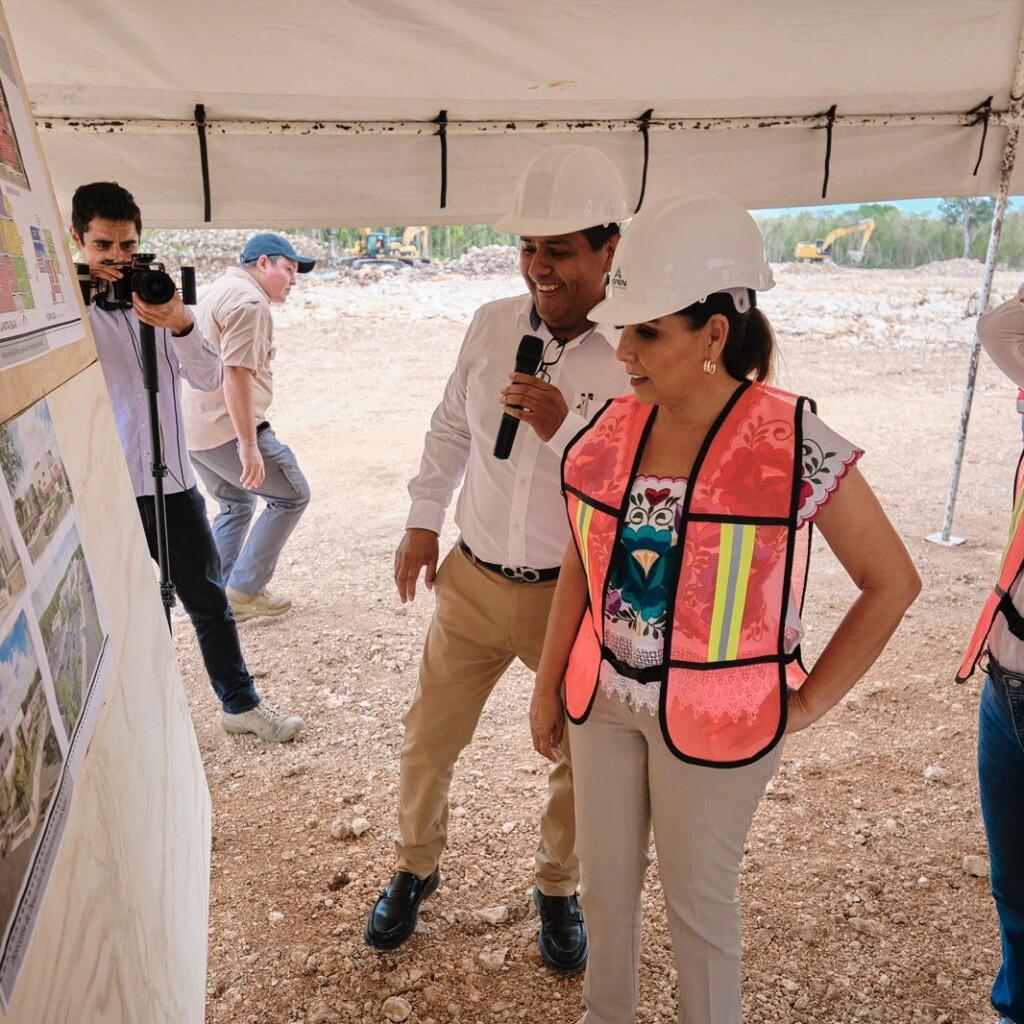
533, 887, 588, 972
364, 868, 441, 950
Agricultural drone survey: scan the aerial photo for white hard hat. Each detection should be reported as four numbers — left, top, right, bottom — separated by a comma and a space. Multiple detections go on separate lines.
590, 192, 774, 326
493, 145, 631, 236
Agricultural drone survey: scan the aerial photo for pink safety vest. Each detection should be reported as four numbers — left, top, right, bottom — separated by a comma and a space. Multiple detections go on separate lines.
958, 449, 1024, 682
561, 380, 813, 767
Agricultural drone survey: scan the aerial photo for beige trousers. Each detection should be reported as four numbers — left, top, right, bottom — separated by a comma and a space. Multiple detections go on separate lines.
570, 690, 782, 1024
395, 546, 579, 895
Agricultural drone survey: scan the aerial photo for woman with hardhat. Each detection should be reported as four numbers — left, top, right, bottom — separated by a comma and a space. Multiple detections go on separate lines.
528, 192, 921, 1023
960, 289, 1024, 1024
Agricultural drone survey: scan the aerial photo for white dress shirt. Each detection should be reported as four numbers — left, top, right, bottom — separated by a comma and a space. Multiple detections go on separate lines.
89, 304, 222, 497
407, 294, 628, 569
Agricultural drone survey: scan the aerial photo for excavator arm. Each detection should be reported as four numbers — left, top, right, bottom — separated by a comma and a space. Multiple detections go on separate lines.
794, 218, 875, 263
400, 226, 429, 256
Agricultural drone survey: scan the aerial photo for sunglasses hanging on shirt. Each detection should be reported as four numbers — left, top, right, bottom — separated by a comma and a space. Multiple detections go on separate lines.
537, 337, 569, 383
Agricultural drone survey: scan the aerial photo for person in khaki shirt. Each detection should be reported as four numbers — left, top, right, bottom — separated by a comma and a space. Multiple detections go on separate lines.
183, 233, 314, 622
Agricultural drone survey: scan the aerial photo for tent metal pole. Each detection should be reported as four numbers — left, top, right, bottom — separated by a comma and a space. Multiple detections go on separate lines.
928, 21, 1024, 547
33, 109, 1024, 137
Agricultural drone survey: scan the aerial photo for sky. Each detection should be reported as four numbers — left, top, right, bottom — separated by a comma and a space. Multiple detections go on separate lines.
31, 525, 80, 619
1, 400, 59, 496
0, 612, 38, 724
755, 197, 1024, 219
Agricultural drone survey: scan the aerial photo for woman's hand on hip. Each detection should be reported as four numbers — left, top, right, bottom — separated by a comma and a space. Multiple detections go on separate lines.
785, 687, 825, 734
530, 684, 566, 762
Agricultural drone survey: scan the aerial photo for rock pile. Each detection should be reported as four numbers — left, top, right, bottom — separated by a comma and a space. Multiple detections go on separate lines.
912, 257, 986, 277
141, 229, 519, 281
140, 228, 332, 278
448, 244, 519, 276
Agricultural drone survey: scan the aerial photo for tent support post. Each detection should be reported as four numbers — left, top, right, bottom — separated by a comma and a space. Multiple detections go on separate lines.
928, 23, 1024, 547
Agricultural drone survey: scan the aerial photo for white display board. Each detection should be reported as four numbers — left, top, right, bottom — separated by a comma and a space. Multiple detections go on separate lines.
0, 30, 79, 370
0, 396, 111, 1005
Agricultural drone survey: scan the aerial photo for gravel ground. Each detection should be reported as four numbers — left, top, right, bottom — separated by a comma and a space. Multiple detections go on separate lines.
175, 259, 1021, 1024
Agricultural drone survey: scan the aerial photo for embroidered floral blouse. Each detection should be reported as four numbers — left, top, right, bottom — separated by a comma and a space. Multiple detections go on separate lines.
599, 408, 862, 715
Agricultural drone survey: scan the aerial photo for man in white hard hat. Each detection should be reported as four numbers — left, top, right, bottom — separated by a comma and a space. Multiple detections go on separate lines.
365, 145, 631, 970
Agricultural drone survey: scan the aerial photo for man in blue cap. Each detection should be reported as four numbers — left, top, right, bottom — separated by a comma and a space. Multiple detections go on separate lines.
183, 232, 316, 622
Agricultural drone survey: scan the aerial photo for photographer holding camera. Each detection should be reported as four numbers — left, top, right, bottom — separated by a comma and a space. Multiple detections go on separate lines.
71, 181, 303, 743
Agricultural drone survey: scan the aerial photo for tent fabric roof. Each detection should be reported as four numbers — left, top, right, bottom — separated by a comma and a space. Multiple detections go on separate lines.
9, 0, 1024, 226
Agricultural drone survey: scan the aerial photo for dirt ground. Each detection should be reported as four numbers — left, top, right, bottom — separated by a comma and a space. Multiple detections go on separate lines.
176, 259, 1024, 1024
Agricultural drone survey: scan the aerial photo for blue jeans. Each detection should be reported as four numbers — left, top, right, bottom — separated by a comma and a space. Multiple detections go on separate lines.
190, 427, 310, 595
979, 674, 1024, 1023
136, 486, 260, 715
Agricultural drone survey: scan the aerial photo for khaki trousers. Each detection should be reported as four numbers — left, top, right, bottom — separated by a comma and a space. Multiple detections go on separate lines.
570, 690, 782, 1024
395, 546, 578, 896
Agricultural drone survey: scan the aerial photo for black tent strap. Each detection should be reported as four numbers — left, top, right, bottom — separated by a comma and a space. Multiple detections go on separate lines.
969, 95, 994, 176
817, 103, 837, 199
194, 104, 211, 222
634, 108, 654, 214
435, 109, 448, 209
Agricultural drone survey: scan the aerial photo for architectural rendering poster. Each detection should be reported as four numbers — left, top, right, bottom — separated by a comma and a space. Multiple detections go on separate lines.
0, 396, 109, 1006
0, 27, 81, 371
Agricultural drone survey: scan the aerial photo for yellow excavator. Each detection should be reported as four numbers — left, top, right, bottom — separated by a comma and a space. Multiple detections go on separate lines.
341, 227, 431, 269
794, 218, 875, 264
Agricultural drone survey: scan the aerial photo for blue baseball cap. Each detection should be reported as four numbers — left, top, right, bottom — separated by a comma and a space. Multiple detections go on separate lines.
240, 232, 316, 273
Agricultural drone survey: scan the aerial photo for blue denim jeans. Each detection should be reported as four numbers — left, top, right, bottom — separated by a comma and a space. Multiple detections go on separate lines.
137, 486, 260, 715
979, 674, 1024, 1024
190, 426, 310, 595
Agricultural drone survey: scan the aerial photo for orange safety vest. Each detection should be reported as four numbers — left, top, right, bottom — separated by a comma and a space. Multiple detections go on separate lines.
958, 449, 1024, 682
561, 380, 813, 767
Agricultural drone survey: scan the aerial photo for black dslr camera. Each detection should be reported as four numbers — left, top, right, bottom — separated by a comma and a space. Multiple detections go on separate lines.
76, 254, 196, 310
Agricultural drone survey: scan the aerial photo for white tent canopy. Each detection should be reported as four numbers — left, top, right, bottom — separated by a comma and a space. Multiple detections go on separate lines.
9, 0, 1024, 544
8, 0, 1024, 227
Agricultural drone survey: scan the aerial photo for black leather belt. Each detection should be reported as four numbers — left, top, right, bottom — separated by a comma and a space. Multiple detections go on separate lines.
458, 539, 559, 583
984, 653, 1024, 690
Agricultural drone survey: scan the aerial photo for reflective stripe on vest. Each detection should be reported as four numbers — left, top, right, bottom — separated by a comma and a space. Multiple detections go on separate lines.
958, 448, 1024, 683
561, 380, 813, 767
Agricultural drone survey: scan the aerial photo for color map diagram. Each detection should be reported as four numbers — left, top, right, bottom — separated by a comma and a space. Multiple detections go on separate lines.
0, 195, 32, 315
29, 229, 63, 306
0, 73, 28, 192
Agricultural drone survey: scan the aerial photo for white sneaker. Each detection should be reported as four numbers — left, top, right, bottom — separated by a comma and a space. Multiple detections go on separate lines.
222, 703, 304, 743
226, 586, 293, 622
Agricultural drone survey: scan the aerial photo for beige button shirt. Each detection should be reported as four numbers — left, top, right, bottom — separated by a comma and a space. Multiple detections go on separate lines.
183, 266, 275, 451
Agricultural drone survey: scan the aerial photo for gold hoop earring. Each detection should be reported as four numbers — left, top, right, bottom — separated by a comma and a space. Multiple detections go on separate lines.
703, 358, 717, 375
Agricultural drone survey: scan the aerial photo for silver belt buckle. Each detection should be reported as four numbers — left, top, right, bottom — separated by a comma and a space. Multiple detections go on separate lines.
501, 565, 540, 583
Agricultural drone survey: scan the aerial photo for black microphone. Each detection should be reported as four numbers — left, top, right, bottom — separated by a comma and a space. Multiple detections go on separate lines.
494, 334, 544, 459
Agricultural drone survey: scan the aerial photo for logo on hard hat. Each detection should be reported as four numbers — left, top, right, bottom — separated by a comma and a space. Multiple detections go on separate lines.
611, 267, 627, 291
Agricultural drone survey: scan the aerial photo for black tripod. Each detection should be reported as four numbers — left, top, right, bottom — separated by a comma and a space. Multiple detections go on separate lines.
139, 320, 175, 631
77, 257, 197, 632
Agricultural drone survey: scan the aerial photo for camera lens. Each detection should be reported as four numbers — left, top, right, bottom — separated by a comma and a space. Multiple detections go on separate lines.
132, 268, 176, 305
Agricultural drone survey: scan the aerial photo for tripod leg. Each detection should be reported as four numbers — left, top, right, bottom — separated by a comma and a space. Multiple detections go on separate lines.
139, 321, 177, 632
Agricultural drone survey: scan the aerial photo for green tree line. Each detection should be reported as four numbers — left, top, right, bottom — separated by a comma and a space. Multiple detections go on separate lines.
257, 197, 1024, 269
758, 199, 1024, 268
301, 226, 516, 261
